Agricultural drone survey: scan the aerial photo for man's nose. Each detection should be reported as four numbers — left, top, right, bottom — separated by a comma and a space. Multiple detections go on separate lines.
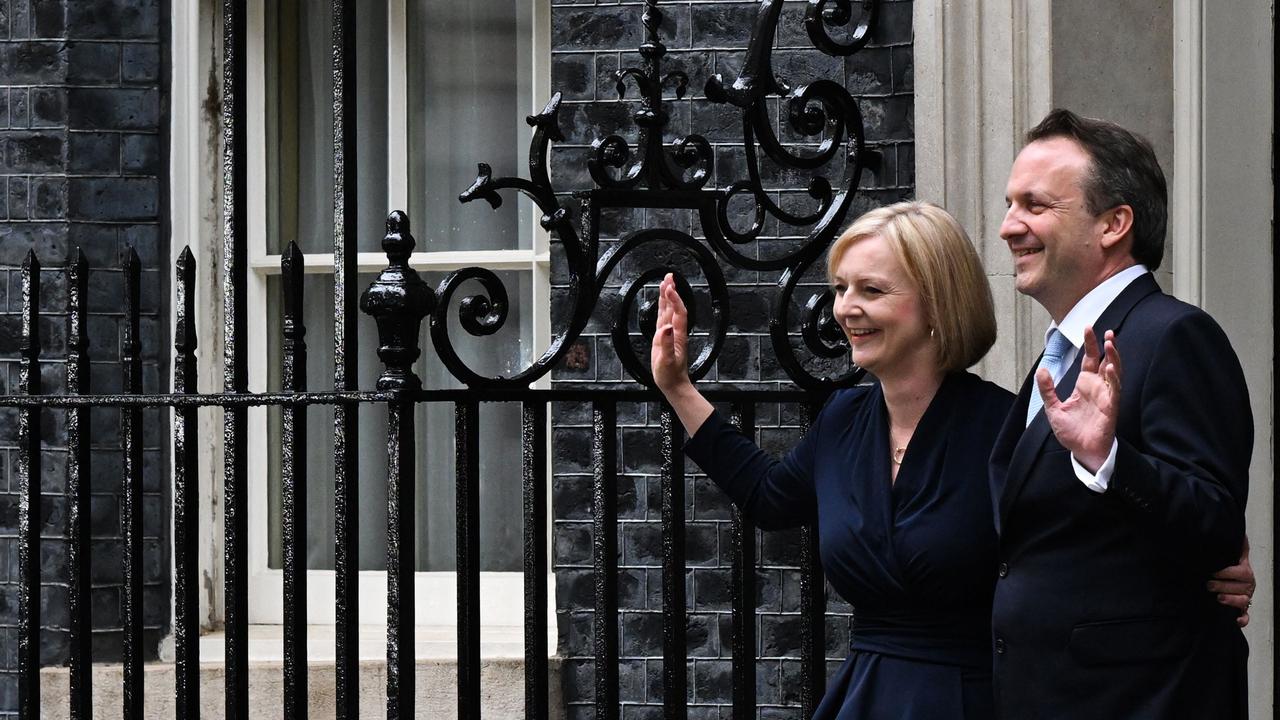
999, 208, 1024, 240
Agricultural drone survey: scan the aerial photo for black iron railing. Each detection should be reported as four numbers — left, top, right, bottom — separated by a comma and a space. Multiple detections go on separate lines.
0, 0, 884, 717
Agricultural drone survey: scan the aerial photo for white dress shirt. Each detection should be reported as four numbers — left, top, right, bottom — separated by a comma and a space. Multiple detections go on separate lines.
1036, 264, 1149, 493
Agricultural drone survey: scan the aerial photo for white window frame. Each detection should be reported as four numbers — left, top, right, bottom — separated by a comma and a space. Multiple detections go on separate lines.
172, 0, 554, 638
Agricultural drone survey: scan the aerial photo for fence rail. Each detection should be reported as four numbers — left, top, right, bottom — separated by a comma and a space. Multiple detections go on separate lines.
1, 245, 829, 718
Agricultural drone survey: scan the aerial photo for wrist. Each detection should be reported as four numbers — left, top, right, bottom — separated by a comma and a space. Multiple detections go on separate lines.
1075, 440, 1112, 474
1076, 454, 1104, 474
660, 376, 696, 400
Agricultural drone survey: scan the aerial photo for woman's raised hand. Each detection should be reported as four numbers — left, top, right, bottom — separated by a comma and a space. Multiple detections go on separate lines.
651, 273, 691, 393
650, 273, 714, 436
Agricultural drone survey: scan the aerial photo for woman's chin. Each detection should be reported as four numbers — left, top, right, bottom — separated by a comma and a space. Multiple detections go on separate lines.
850, 352, 880, 375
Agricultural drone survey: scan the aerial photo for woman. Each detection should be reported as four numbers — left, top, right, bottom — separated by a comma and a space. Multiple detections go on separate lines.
651, 201, 1011, 718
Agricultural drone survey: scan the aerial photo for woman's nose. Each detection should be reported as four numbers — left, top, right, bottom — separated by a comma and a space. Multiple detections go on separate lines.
833, 290, 857, 318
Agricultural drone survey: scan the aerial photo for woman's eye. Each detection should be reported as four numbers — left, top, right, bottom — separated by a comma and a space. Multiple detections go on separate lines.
832, 284, 846, 294
864, 286, 882, 295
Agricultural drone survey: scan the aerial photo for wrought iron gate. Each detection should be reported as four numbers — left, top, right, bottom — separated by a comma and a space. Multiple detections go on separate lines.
1, 0, 884, 717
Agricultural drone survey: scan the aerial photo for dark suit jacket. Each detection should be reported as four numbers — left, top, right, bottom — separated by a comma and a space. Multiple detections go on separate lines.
989, 273, 1251, 720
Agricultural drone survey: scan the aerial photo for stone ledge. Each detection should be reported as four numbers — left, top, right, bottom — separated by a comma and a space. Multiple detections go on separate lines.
39, 656, 564, 720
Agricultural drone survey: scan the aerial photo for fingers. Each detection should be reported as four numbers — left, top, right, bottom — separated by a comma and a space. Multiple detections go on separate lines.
1220, 595, 1252, 627
1210, 565, 1255, 628
1217, 591, 1252, 627
1212, 563, 1254, 584
1034, 367, 1061, 413
1103, 361, 1121, 401
666, 277, 688, 316
659, 276, 685, 337
1216, 592, 1251, 610
1208, 579, 1255, 595
666, 279, 689, 339
655, 275, 676, 358
1103, 330, 1122, 379
657, 274, 674, 329
1081, 326, 1102, 374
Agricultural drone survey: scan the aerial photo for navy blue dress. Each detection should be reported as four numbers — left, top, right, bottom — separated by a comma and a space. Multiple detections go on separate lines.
684, 371, 1014, 719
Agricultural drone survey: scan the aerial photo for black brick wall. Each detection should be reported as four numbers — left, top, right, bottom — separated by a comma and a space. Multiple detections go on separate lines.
548, 2, 913, 718
0, 0, 169, 715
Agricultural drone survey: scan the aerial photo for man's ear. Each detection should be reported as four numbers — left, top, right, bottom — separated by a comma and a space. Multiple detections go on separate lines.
1098, 205, 1134, 251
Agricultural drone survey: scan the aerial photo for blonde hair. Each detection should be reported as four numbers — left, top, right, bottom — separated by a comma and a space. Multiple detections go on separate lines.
827, 201, 996, 372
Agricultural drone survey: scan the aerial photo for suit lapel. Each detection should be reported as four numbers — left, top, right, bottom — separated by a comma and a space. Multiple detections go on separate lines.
993, 273, 1161, 529
996, 356, 1082, 526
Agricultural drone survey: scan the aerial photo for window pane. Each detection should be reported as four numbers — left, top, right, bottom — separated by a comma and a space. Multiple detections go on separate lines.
267, 270, 531, 572
266, 0, 389, 256
418, 270, 532, 572
407, 0, 535, 252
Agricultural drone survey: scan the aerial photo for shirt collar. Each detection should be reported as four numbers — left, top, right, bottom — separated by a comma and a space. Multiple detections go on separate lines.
1047, 264, 1150, 349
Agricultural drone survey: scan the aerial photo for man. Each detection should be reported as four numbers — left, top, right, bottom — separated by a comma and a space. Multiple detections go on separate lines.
989, 110, 1253, 718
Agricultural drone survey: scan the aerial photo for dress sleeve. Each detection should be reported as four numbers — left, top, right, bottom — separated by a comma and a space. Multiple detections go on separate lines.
683, 400, 832, 530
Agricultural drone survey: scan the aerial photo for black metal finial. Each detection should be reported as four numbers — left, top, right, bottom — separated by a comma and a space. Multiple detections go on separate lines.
640, 0, 664, 57
588, 0, 710, 190
175, 246, 198, 357
360, 211, 435, 390
281, 241, 307, 348
122, 247, 142, 360
381, 210, 414, 262
20, 250, 41, 358
67, 249, 89, 355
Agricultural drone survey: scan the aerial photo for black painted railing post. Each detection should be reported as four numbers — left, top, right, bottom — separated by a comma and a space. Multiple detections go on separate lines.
331, 0, 360, 715
660, 407, 688, 719
456, 400, 481, 719
282, 241, 310, 719
121, 248, 145, 720
592, 401, 619, 720
800, 401, 828, 718
222, 0, 250, 715
729, 403, 758, 720
360, 211, 434, 720
522, 400, 549, 720
65, 250, 92, 720
173, 247, 201, 719
17, 251, 42, 720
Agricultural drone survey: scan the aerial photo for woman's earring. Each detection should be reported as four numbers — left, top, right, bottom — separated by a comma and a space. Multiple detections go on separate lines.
929, 327, 935, 338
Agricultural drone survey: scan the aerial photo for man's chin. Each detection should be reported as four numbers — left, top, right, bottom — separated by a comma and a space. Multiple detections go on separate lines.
1013, 273, 1040, 298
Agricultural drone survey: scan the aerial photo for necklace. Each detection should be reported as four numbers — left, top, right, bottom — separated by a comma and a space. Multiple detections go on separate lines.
892, 446, 906, 465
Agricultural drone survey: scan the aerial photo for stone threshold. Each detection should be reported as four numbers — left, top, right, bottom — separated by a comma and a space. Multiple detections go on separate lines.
38, 625, 563, 720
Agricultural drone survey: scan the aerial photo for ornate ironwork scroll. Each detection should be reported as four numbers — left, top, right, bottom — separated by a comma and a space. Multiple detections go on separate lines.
365, 0, 885, 389
442, 0, 880, 391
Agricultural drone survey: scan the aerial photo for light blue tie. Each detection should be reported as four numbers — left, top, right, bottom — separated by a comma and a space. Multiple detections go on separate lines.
1026, 329, 1072, 425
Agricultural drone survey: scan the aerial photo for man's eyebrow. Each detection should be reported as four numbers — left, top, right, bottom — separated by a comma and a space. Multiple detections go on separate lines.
1010, 189, 1045, 203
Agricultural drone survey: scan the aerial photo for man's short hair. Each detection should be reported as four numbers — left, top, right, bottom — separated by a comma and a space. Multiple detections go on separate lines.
828, 201, 997, 372
1026, 109, 1168, 270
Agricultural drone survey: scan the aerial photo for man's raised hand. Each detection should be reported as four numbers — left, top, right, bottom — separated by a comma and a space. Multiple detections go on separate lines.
1038, 327, 1122, 473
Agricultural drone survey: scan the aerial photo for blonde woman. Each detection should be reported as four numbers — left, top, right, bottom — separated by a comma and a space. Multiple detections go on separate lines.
652, 201, 1008, 718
